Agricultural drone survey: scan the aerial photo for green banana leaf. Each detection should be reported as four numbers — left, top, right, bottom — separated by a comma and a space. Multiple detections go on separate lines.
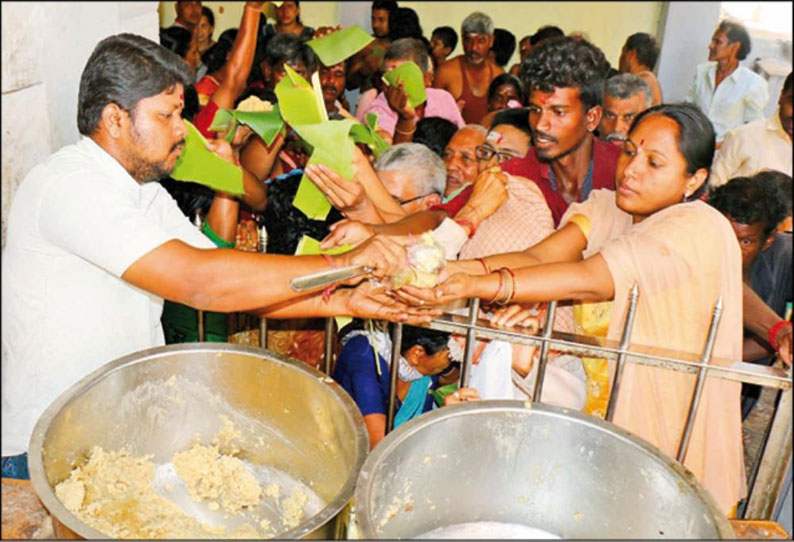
307, 26, 374, 66
275, 65, 327, 126
208, 106, 284, 146
349, 113, 390, 159
170, 120, 244, 196
382, 61, 427, 108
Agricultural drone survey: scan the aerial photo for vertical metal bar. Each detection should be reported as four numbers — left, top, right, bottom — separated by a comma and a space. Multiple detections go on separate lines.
323, 317, 335, 375
192, 209, 206, 342
386, 323, 404, 433
606, 283, 640, 421
259, 317, 268, 348
745, 387, 793, 519
738, 389, 782, 519
458, 298, 480, 388
676, 297, 723, 462
532, 300, 558, 402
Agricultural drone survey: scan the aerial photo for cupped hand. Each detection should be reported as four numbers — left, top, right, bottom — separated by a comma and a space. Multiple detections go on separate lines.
343, 234, 408, 279
344, 279, 441, 325
397, 273, 475, 306
321, 219, 374, 249
206, 138, 235, 164
384, 80, 415, 120
312, 24, 343, 40
443, 386, 480, 406
455, 166, 508, 227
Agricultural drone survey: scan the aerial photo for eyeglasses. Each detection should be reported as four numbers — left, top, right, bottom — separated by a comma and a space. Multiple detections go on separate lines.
397, 194, 428, 206
475, 145, 521, 163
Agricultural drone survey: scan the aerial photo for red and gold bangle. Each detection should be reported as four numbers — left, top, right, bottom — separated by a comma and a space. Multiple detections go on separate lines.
487, 271, 504, 305
768, 320, 792, 350
454, 217, 477, 238
502, 268, 517, 305
477, 257, 491, 275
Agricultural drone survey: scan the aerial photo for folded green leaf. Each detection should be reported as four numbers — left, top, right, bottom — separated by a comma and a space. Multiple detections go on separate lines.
382, 61, 427, 108
350, 113, 390, 159
170, 120, 244, 196
209, 107, 285, 146
308, 26, 374, 66
275, 65, 326, 126
294, 234, 353, 256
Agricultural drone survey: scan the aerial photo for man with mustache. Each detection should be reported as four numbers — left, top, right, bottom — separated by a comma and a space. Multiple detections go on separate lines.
433, 12, 504, 125
501, 36, 621, 226
319, 60, 347, 115
598, 73, 652, 147
1, 33, 432, 477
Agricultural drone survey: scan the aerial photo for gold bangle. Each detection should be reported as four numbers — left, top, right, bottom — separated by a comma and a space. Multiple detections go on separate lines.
496, 268, 514, 305
394, 125, 416, 136
487, 271, 503, 305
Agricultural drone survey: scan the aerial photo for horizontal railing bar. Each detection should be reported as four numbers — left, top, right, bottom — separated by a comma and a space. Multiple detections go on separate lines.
424, 314, 791, 390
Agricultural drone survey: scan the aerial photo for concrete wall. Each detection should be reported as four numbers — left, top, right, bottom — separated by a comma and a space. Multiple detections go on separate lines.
1, 1, 160, 249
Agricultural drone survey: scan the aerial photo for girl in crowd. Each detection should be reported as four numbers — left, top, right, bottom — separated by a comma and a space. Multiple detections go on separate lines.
196, 6, 216, 54
402, 103, 746, 514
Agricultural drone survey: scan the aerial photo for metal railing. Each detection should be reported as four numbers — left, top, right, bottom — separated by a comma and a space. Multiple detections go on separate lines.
305, 285, 792, 521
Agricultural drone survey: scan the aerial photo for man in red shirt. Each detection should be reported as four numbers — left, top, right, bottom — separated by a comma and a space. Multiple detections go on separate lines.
501, 36, 620, 226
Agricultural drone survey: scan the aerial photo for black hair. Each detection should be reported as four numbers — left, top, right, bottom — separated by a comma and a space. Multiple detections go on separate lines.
708, 174, 788, 237
388, 7, 423, 41
218, 28, 238, 48
783, 72, 792, 95
630, 103, 716, 201
159, 26, 192, 58
79, 33, 194, 136
266, 32, 318, 73
530, 25, 564, 46
755, 170, 793, 218
182, 84, 200, 121
262, 171, 345, 255
414, 116, 458, 157
488, 73, 527, 105
400, 325, 450, 356
623, 32, 660, 71
372, 0, 398, 14
717, 19, 752, 61
201, 6, 215, 29
520, 36, 610, 111
491, 108, 532, 138
432, 26, 458, 51
201, 39, 233, 74
492, 28, 517, 67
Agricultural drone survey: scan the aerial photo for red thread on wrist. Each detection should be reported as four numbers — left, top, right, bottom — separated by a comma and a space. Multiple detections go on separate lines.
487, 271, 503, 305
477, 257, 490, 274
768, 320, 792, 350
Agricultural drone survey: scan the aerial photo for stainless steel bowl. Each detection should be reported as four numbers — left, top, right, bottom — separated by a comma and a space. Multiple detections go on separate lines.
28, 343, 368, 539
355, 401, 734, 539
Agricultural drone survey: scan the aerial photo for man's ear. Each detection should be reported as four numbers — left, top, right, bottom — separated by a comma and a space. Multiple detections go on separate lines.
585, 104, 602, 132
100, 103, 129, 139
762, 230, 777, 252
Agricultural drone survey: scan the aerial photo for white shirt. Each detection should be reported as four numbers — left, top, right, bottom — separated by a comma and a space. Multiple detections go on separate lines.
685, 62, 769, 142
1, 137, 214, 455
709, 110, 792, 187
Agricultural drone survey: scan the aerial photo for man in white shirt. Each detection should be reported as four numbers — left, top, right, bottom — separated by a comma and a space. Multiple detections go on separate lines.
685, 19, 769, 143
1, 33, 429, 474
710, 72, 792, 187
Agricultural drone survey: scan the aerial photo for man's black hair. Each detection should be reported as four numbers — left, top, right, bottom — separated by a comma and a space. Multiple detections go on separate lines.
389, 7, 423, 41
708, 174, 788, 237
488, 73, 527, 105
159, 26, 192, 58
492, 28, 517, 67
432, 26, 458, 51
530, 25, 564, 46
623, 32, 660, 71
631, 103, 715, 201
717, 19, 752, 61
372, 0, 398, 14
266, 32, 318, 73
491, 108, 532, 138
520, 36, 610, 111
414, 117, 458, 158
201, 38, 233, 74
755, 170, 793, 219
79, 33, 194, 136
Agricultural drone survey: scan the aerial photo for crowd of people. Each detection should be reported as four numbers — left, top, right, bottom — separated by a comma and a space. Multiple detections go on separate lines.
2, 0, 791, 520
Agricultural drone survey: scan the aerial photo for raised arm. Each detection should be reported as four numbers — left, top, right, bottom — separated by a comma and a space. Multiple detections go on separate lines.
210, 1, 262, 110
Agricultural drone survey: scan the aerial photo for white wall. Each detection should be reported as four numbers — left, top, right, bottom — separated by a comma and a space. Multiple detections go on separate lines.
1, 1, 160, 249
656, 2, 722, 102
